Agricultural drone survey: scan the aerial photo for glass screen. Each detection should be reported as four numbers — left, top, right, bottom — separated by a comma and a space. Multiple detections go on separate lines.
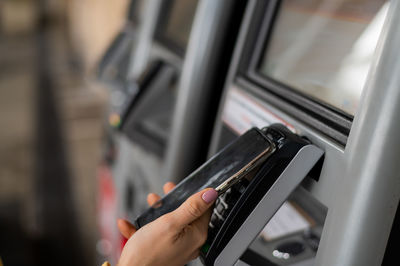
164, 0, 198, 50
258, 0, 388, 115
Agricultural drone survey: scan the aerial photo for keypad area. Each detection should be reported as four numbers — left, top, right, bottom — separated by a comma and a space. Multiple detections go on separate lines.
208, 180, 249, 242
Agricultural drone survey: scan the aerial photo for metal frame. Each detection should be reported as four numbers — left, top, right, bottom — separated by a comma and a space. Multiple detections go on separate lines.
238, 0, 353, 145
164, 0, 246, 182
318, 1, 400, 264
127, 0, 163, 80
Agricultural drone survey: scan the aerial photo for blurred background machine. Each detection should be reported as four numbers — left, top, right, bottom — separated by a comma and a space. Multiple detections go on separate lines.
95, 0, 247, 263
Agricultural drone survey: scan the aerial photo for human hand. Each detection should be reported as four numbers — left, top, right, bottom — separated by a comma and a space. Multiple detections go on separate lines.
117, 182, 177, 239
117, 182, 218, 266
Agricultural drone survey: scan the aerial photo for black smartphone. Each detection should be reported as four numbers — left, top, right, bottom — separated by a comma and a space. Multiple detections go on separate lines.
134, 127, 276, 228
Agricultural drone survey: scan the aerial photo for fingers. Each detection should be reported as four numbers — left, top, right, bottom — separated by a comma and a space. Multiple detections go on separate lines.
146, 182, 175, 206
171, 188, 218, 227
147, 193, 161, 206
117, 219, 136, 239
163, 182, 176, 194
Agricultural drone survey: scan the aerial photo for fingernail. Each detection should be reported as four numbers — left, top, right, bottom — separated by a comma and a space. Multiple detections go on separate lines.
202, 189, 218, 204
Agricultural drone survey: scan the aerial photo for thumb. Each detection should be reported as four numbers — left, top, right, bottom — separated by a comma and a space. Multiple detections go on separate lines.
172, 188, 218, 227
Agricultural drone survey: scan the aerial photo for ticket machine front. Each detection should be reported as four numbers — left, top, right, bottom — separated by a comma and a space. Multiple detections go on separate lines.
119, 0, 199, 156
203, 0, 399, 265
108, 0, 199, 224
113, 0, 248, 225
97, 0, 146, 86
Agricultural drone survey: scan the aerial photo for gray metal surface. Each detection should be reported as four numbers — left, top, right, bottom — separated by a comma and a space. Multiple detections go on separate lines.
234, 260, 250, 266
291, 258, 315, 266
316, 1, 400, 265
127, 0, 162, 79
163, 0, 236, 182
215, 145, 324, 266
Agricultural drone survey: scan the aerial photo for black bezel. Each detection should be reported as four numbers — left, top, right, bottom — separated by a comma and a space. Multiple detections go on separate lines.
237, 0, 354, 146
154, 0, 198, 57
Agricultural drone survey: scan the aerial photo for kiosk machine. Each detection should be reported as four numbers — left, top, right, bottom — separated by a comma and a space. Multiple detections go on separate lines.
196, 0, 399, 265
110, 0, 200, 225
112, 0, 246, 226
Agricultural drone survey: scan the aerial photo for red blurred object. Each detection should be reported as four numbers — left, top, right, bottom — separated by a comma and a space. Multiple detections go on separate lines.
121, 236, 128, 250
97, 162, 122, 262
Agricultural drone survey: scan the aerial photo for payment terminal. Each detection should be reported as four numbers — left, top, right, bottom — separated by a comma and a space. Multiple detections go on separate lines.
134, 124, 324, 265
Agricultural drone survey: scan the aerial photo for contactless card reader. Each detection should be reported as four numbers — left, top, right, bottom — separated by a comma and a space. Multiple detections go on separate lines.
200, 124, 324, 266
134, 124, 323, 265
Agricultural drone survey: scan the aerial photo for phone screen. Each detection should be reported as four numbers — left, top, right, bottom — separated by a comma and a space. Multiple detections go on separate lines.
134, 128, 274, 228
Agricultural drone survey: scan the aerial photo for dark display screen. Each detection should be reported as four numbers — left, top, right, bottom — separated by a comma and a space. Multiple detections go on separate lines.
257, 0, 388, 115
156, 0, 198, 55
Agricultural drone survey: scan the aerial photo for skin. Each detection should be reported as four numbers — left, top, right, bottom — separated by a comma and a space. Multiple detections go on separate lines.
117, 182, 216, 266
